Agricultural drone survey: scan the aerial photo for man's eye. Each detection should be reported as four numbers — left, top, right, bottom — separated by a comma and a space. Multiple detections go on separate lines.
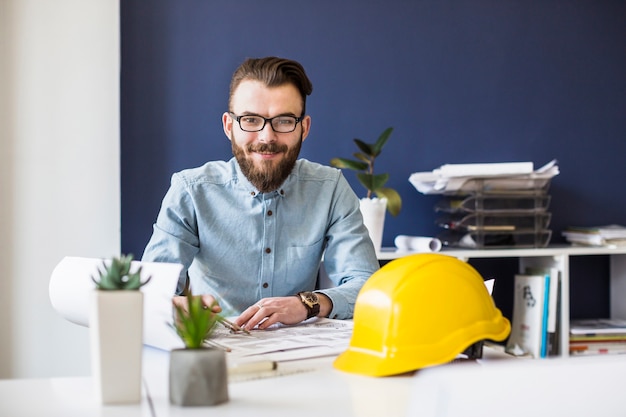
242, 117, 261, 125
277, 118, 295, 125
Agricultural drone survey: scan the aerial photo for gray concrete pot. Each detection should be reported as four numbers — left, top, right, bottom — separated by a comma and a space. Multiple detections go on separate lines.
169, 347, 229, 406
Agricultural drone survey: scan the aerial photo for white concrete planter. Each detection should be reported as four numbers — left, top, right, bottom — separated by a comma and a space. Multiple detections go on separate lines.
360, 197, 387, 252
169, 348, 229, 406
90, 290, 143, 404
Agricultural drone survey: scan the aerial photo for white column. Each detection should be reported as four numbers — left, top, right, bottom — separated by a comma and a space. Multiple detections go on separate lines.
0, 0, 120, 378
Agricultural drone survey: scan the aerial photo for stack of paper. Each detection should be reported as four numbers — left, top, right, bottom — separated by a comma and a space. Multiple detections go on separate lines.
409, 160, 559, 249
409, 159, 559, 195
570, 319, 626, 356
562, 225, 626, 247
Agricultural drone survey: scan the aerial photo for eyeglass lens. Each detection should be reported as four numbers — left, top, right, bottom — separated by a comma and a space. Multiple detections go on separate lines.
237, 115, 299, 133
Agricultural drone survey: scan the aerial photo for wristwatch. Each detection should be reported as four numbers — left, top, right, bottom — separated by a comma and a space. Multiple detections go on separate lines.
296, 291, 320, 320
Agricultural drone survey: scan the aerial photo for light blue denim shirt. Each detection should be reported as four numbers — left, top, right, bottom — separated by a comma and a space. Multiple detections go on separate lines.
142, 157, 379, 319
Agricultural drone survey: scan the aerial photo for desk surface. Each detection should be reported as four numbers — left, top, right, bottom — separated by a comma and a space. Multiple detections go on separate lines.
0, 346, 417, 417
3, 345, 626, 417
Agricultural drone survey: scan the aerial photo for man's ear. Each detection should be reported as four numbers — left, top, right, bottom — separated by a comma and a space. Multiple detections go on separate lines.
301, 115, 312, 142
222, 112, 233, 141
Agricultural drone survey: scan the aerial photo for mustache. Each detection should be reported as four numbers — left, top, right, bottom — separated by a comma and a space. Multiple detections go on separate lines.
247, 143, 288, 153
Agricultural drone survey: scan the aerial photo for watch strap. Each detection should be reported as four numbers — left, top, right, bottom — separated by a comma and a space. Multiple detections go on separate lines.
296, 291, 320, 320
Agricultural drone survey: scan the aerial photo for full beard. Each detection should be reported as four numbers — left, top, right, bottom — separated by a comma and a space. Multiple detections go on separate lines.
232, 136, 302, 193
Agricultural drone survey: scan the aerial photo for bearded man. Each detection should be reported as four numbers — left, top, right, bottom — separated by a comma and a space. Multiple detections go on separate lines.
142, 57, 379, 330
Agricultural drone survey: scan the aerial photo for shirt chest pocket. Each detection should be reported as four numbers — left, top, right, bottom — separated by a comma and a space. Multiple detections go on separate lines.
285, 239, 325, 288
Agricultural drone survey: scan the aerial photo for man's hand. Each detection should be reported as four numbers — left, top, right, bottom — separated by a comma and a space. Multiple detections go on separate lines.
234, 293, 332, 330
172, 294, 222, 314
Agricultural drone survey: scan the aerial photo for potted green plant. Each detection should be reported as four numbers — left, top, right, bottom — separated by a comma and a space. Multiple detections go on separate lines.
91, 254, 151, 290
169, 293, 229, 406
90, 254, 151, 404
331, 127, 402, 250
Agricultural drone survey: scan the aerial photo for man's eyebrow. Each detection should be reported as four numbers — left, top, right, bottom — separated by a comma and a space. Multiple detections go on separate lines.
238, 111, 299, 117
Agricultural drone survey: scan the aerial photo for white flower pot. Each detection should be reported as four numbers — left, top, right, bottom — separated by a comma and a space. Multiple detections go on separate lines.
90, 290, 143, 404
360, 197, 387, 252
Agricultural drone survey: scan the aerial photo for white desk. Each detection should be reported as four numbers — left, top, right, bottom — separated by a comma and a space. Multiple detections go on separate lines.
0, 346, 415, 417
3, 346, 626, 417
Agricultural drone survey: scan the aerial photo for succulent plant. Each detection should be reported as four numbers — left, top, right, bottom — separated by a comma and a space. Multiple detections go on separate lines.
173, 293, 221, 349
330, 126, 402, 216
91, 254, 151, 290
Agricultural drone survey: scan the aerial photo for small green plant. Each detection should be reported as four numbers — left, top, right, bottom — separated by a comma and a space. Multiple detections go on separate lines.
173, 294, 221, 349
330, 126, 402, 216
91, 254, 151, 290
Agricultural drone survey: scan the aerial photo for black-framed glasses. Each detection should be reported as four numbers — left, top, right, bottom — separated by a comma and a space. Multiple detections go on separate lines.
229, 112, 303, 133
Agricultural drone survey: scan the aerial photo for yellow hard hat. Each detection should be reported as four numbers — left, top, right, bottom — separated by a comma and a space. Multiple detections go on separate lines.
334, 253, 510, 377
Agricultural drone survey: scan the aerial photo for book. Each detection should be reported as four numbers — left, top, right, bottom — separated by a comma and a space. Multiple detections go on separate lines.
570, 334, 626, 343
525, 266, 560, 356
569, 319, 626, 335
570, 342, 626, 356
569, 319, 626, 356
570, 341, 626, 351
506, 274, 550, 358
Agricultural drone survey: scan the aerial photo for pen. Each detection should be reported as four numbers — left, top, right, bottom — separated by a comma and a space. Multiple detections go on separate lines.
200, 304, 250, 335
228, 361, 277, 375
218, 316, 250, 335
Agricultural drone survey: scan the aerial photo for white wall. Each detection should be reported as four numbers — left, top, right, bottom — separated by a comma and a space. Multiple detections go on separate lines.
0, 0, 120, 378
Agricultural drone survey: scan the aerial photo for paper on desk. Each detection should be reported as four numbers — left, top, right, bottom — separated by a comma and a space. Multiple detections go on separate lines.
211, 318, 353, 362
49, 256, 185, 350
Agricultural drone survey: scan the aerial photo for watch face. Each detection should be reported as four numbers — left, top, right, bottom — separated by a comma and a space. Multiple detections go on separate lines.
301, 292, 319, 307
298, 292, 320, 319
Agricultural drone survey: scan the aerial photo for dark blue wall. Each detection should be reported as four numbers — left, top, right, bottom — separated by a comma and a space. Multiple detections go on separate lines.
121, 1, 626, 317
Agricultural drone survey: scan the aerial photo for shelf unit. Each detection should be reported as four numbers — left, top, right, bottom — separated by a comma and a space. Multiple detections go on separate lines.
376, 245, 626, 358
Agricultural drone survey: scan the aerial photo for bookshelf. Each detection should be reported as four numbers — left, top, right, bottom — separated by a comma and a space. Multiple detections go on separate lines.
377, 245, 626, 358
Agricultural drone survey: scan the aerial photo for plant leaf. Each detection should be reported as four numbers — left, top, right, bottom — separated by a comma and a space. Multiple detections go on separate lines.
371, 127, 393, 157
356, 173, 375, 191
92, 254, 151, 290
359, 173, 389, 190
173, 293, 221, 349
375, 187, 402, 216
330, 157, 368, 171
354, 139, 374, 156
354, 152, 371, 164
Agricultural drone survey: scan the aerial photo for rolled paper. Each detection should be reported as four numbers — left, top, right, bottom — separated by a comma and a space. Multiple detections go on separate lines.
394, 235, 442, 252
49, 256, 184, 350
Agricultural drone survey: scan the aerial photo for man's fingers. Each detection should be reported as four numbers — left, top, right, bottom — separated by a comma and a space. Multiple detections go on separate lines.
201, 294, 222, 312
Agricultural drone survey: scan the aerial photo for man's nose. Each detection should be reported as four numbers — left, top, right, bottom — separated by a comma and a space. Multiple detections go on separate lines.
257, 121, 277, 142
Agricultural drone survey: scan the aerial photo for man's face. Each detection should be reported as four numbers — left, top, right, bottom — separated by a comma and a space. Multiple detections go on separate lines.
222, 80, 311, 193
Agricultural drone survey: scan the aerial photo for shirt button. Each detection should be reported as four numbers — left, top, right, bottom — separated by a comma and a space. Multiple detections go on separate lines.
280, 189, 285, 195
267, 210, 273, 216
250, 191, 256, 196
262, 282, 269, 288
265, 248, 271, 254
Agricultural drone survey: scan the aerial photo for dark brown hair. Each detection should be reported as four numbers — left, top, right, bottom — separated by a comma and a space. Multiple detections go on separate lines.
228, 57, 313, 115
